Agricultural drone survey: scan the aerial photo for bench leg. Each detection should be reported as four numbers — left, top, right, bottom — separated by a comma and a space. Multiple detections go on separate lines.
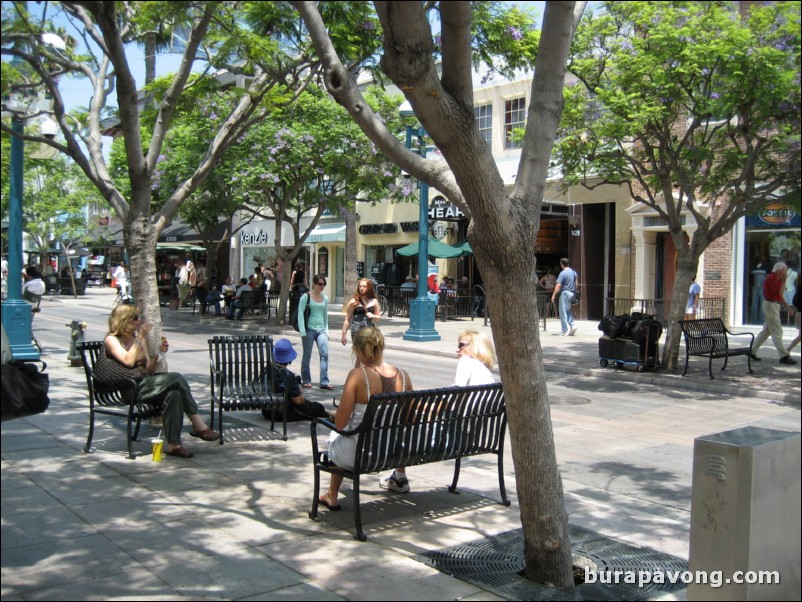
126, 406, 138, 459
497, 452, 511, 506
353, 475, 366, 541
448, 457, 462, 493
707, 355, 715, 379
84, 408, 96, 453
218, 403, 225, 445
309, 466, 321, 520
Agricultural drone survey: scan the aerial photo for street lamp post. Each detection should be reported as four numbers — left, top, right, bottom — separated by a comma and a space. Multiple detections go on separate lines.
400, 104, 440, 342
2, 110, 39, 360
2, 20, 64, 360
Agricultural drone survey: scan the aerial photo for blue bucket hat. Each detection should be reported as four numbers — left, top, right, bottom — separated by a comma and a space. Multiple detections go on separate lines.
273, 338, 297, 364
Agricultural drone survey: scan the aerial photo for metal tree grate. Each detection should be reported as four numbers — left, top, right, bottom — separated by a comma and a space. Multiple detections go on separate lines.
419, 527, 688, 601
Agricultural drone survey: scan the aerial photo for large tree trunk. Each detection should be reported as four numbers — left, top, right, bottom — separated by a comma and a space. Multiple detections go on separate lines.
661, 253, 703, 369
342, 206, 358, 308
276, 254, 295, 324
126, 216, 163, 357
475, 219, 574, 586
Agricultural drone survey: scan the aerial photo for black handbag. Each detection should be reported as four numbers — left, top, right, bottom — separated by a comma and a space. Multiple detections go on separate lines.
1, 360, 50, 421
93, 343, 142, 386
571, 290, 581, 305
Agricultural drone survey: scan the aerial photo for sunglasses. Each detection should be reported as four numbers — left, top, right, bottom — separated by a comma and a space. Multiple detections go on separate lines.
132, 315, 141, 321
457, 342, 469, 350
316, 282, 326, 287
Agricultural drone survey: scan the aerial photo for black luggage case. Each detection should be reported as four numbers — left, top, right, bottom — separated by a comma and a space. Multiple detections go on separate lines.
598, 335, 659, 372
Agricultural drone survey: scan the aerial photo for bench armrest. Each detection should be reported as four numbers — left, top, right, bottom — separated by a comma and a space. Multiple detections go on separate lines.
310, 416, 360, 438
724, 329, 755, 345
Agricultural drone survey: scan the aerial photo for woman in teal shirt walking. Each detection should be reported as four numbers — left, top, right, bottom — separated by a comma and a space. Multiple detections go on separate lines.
298, 274, 335, 389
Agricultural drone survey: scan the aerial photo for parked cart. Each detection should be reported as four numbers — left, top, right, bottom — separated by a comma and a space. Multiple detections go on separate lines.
598, 313, 662, 372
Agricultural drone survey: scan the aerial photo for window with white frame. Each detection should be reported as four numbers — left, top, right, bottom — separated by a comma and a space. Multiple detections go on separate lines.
504, 97, 526, 149
474, 104, 492, 147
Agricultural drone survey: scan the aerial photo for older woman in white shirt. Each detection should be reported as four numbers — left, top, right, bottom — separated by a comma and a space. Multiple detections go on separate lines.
379, 329, 497, 494
453, 330, 496, 386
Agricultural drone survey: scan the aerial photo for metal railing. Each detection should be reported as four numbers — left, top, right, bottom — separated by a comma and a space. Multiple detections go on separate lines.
380, 285, 479, 321
604, 297, 726, 326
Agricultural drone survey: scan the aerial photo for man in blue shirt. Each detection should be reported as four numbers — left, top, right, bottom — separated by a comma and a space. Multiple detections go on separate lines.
685, 276, 701, 320
551, 258, 577, 336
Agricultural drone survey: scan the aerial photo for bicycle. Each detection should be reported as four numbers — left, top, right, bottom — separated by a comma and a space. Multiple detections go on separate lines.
112, 285, 134, 308
372, 280, 388, 317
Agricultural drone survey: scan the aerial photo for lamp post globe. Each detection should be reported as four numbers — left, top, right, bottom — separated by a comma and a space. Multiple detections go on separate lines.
399, 101, 440, 342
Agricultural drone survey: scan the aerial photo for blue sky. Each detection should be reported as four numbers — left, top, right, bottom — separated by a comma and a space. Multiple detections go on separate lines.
57, 1, 551, 114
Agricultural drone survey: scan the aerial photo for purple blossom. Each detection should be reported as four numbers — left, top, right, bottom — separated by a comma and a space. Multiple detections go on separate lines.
401, 178, 416, 197
506, 25, 523, 41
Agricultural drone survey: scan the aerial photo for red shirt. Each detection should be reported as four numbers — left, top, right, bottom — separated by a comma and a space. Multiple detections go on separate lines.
762, 271, 785, 303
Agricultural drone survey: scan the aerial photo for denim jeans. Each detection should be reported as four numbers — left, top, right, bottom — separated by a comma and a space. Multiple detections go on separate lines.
301, 329, 329, 386
227, 300, 244, 319
559, 290, 575, 333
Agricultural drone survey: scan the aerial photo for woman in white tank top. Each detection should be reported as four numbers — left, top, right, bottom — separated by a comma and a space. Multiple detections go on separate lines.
318, 327, 412, 511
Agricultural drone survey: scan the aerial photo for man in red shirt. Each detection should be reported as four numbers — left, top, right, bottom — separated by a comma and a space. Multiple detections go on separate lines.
752, 262, 797, 365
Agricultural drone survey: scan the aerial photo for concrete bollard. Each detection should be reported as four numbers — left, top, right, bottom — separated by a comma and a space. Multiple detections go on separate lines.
689, 427, 801, 600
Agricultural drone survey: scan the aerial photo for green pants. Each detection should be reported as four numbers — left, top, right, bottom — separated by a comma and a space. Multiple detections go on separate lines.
137, 372, 199, 445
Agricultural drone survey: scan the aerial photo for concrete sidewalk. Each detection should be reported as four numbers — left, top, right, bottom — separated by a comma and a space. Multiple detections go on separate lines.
2, 288, 800, 600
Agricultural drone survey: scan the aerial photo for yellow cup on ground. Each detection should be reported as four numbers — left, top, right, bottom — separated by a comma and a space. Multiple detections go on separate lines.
151, 438, 164, 462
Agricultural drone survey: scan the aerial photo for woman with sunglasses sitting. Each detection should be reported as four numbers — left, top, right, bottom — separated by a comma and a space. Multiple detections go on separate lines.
97, 304, 219, 458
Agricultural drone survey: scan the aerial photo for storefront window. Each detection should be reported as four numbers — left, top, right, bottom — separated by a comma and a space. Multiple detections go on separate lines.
742, 204, 800, 325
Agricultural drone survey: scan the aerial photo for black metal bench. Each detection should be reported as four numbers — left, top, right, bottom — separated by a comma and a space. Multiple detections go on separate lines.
60, 276, 87, 297
679, 318, 755, 379
309, 382, 510, 541
208, 335, 286, 443
77, 341, 163, 459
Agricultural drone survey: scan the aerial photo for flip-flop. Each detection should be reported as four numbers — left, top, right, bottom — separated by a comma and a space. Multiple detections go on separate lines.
318, 497, 341, 511
319, 384, 336, 390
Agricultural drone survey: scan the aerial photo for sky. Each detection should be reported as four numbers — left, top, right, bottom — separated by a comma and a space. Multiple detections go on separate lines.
55, 1, 551, 115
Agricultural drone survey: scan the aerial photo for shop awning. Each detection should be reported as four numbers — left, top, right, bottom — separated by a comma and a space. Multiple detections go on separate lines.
156, 242, 206, 252
306, 224, 346, 243
396, 236, 464, 258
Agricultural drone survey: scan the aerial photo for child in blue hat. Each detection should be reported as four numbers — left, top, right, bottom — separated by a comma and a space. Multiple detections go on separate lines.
264, 338, 329, 421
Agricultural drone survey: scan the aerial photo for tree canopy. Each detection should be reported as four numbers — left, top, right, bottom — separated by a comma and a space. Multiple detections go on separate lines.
556, 0, 801, 367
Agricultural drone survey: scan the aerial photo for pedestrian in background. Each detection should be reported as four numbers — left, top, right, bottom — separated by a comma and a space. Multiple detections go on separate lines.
685, 276, 701, 320
751, 262, 797, 365
299, 274, 335, 390
552, 258, 577, 336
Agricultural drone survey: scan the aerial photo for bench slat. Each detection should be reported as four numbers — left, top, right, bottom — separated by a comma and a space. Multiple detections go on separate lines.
208, 335, 282, 442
